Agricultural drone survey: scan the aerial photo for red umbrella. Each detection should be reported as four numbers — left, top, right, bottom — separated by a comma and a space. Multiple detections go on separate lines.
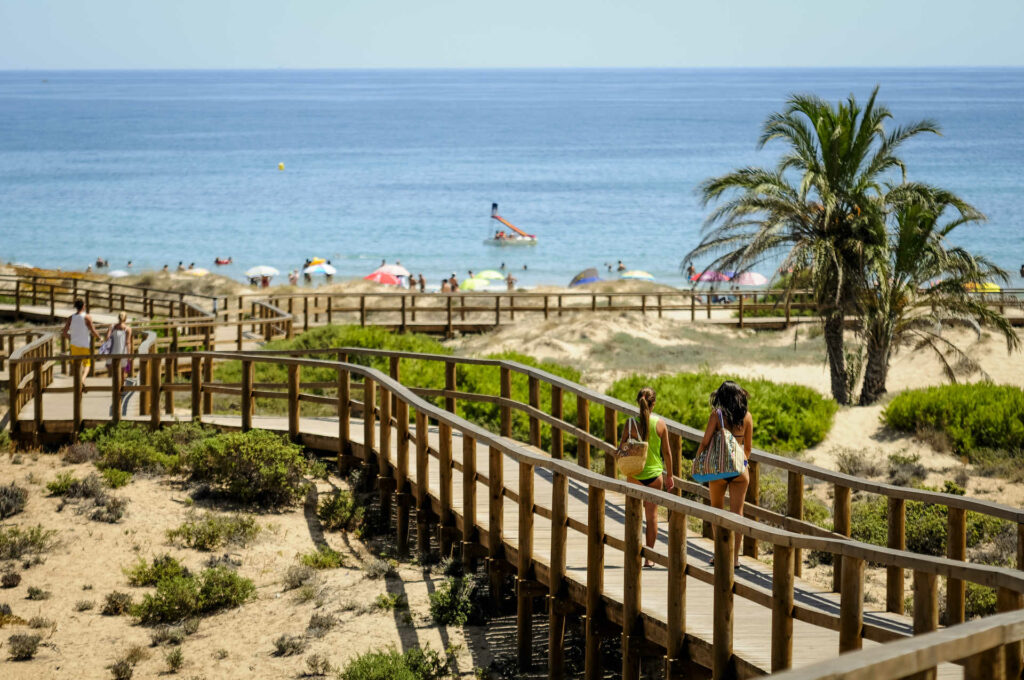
364, 271, 400, 286
690, 270, 731, 283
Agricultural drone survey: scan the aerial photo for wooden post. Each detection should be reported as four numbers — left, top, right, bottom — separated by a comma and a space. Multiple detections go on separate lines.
338, 365, 351, 465
72, 359, 83, 433
396, 399, 410, 557
516, 460, 535, 670
379, 386, 393, 532
964, 647, 1005, 680
743, 460, 759, 557
548, 470, 568, 680
839, 555, 864, 653
543, 296, 549, 320
706, 291, 711, 319
738, 295, 744, 328
305, 296, 311, 331
49, 285, 55, 318
771, 544, 794, 672
241, 360, 253, 432
998, 587, 1024, 680
149, 357, 161, 430
784, 290, 792, 328
488, 445, 504, 606
577, 396, 590, 469
363, 378, 376, 463
416, 410, 431, 557
326, 296, 333, 324
911, 570, 939, 680
528, 376, 540, 447
438, 422, 453, 556
947, 506, 967, 625
622, 495, 643, 680
400, 295, 406, 332
887, 497, 906, 614
604, 407, 618, 479
665, 510, 687, 678
584, 486, 605, 680
550, 385, 563, 459
461, 433, 476, 571
833, 484, 851, 592
787, 471, 803, 577
713, 525, 734, 680
444, 360, 456, 414
499, 366, 511, 436
190, 356, 201, 420
111, 358, 122, 424
690, 291, 696, 321
445, 296, 453, 337
287, 364, 300, 442
202, 355, 212, 414
163, 356, 173, 415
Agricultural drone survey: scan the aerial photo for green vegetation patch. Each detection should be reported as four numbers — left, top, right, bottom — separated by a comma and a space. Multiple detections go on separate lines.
298, 546, 344, 570
133, 566, 255, 624
125, 555, 190, 587
606, 372, 836, 457
0, 483, 28, 519
317, 489, 364, 533
339, 646, 451, 680
166, 512, 260, 551
428, 575, 488, 626
0, 525, 58, 561
883, 383, 1024, 457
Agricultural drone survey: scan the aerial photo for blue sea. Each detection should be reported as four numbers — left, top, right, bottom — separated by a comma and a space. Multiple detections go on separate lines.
2, 69, 1023, 288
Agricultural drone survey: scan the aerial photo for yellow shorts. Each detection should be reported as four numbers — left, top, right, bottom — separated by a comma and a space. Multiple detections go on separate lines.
70, 345, 91, 369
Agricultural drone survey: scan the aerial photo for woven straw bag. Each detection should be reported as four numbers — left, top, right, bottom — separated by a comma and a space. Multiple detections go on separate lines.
616, 418, 648, 478
692, 410, 745, 483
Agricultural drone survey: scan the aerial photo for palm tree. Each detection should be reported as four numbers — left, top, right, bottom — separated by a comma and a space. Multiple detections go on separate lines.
858, 185, 1019, 404
687, 87, 938, 404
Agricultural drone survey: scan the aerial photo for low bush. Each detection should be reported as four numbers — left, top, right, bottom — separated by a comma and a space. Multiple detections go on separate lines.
318, 490, 364, 533
166, 512, 260, 551
91, 495, 128, 523
27, 586, 50, 600
833, 448, 884, 478
307, 611, 336, 637
272, 634, 306, 657
28, 615, 52, 629
363, 557, 397, 580
887, 453, 927, 487
0, 525, 58, 560
298, 546, 344, 570
606, 371, 836, 457
101, 468, 132, 489
7, 633, 41, 660
883, 384, 1024, 457
428, 576, 487, 625
164, 647, 184, 673
0, 482, 28, 519
182, 430, 309, 507
75, 599, 94, 611
2, 571, 22, 588
132, 566, 255, 624
282, 564, 316, 590
102, 591, 134, 616
306, 653, 336, 676
339, 646, 450, 680
109, 658, 134, 680
965, 582, 997, 620
125, 555, 190, 587
62, 441, 99, 463
373, 592, 406, 611
80, 422, 179, 473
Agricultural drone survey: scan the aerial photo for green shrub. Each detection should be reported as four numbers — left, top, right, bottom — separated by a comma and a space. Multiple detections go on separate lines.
428, 576, 486, 625
299, 546, 344, 569
339, 646, 450, 680
47, 471, 78, 496
27, 586, 50, 600
272, 634, 306, 657
888, 453, 927, 487
606, 371, 836, 457
0, 429, 11, 454
125, 555, 190, 587
755, 471, 831, 529
883, 383, 1024, 456
164, 647, 184, 673
166, 512, 260, 551
80, 422, 179, 473
7, 633, 41, 660
28, 615, 52, 629
2, 571, 22, 588
965, 582, 997, 619
373, 592, 406, 611
75, 599, 94, 611
182, 430, 308, 506
318, 490, 364, 532
0, 525, 58, 560
102, 591, 134, 616
132, 566, 255, 624
101, 468, 132, 489
0, 483, 28, 519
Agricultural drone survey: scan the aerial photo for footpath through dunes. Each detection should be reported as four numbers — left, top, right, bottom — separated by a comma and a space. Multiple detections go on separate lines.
9, 344, 1024, 679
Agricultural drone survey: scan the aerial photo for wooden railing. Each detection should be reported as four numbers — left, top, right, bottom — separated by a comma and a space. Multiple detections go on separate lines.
7, 346, 1024, 678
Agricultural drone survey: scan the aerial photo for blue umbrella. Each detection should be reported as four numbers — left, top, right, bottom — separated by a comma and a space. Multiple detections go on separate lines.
569, 267, 602, 287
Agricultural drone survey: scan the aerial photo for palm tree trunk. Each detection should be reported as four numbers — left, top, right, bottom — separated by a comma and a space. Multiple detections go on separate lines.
859, 332, 890, 405
824, 313, 849, 405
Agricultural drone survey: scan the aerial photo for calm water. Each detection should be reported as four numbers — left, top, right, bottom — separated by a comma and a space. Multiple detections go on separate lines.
2, 69, 1023, 288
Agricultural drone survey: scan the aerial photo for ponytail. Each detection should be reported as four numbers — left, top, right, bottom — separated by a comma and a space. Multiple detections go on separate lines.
636, 386, 656, 441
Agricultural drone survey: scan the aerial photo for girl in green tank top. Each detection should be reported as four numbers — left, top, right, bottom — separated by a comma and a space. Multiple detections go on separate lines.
618, 386, 674, 567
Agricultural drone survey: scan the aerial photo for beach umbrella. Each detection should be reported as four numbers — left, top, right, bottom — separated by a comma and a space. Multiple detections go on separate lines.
460, 277, 490, 291
108, 270, 130, 278
375, 264, 411, 277
245, 265, 280, 278
305, 263, 337, 276
569, 267, 602, 287
11, 262, 33, 268
690, 270, 730, 282
732, 272, 768, 286
476, 270, 504, 280
621, 270, 655, 280
308, 257, 326, 266
183, 268, 209, 277
966, 281, 1001, 293
364, 270, 399, 285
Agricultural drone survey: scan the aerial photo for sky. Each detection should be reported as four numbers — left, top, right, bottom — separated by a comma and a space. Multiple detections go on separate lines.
1, 0, 1023, 69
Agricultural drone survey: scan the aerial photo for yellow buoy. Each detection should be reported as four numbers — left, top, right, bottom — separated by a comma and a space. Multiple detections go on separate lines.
278, 162, 285, 171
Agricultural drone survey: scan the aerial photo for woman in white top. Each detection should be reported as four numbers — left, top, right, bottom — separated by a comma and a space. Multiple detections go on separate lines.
105, 311, 133, 389
63, 299, 100, 382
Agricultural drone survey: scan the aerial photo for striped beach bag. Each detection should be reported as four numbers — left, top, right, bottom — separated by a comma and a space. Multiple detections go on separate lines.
692, 409, 745, 483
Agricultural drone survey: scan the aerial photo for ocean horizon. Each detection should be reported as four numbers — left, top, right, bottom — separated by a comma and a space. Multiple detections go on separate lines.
3, 67, 1023, 288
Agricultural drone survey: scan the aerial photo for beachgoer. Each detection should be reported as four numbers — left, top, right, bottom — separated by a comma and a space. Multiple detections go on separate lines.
506, 273, 516, 291
440, 279, 450, 293
63, 299, 100, 382
618, 386, 674, 567
177, 261, 185, 272
1020, 264, 1024, 278
261, 276, 270, 288
522, 264, 527, 270
448, 273, 458, 290
500, 262, 505, 270
95, 257, 104, 268
417, 274, 426, 293
617, 260, 626, 272
127, 260, 133, 269
289, 270, 299, 286
687, 263, 696, 280
105, 311, 133, 390
188, 262, 194, 270
381, 258, 386, 267
468, 270, 474, 279
407, 276, 415, 290
161, 264, 168, 273
249, 277, 259, 287
86, 265, 92, 273
696, 381, 753, 567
